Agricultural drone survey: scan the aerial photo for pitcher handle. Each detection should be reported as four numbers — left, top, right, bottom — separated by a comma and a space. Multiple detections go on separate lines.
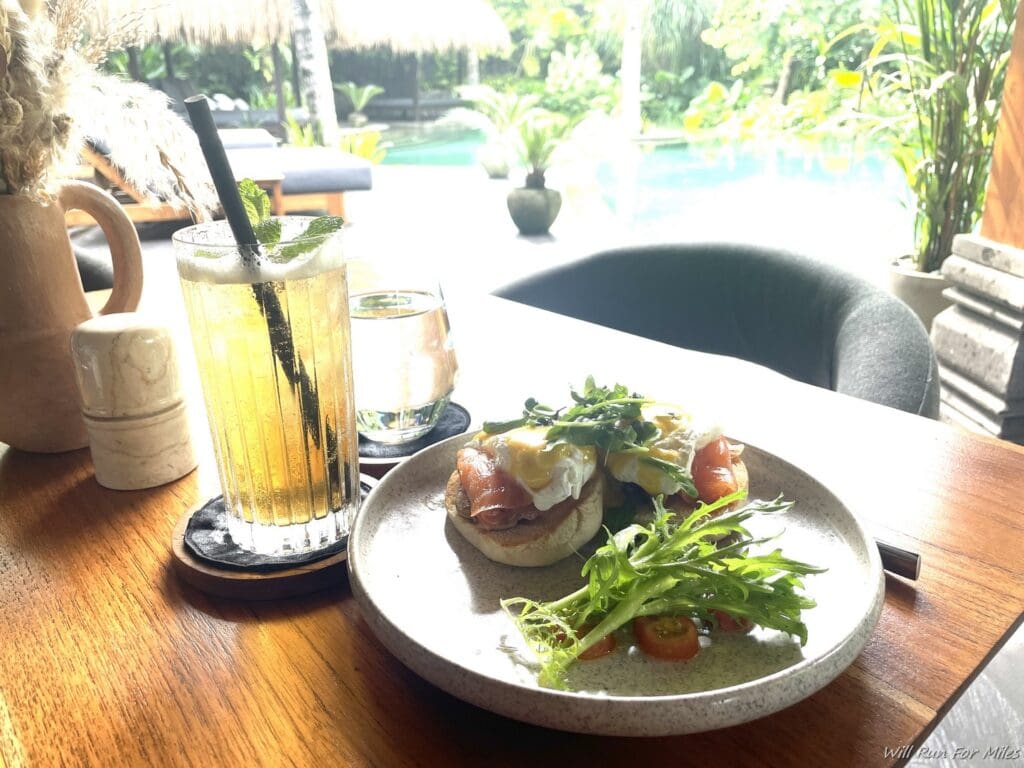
59, 181, 143, 315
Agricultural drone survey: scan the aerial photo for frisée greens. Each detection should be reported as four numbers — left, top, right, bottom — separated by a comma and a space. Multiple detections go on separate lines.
502, 491, 825, 689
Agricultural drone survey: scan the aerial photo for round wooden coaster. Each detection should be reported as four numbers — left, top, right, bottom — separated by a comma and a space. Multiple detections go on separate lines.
171, 475, 377, 600
171, 510, 348, 600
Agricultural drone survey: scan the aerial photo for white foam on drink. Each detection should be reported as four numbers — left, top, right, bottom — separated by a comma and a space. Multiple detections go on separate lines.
178, 247, 342, 284
175, 219, 344, 284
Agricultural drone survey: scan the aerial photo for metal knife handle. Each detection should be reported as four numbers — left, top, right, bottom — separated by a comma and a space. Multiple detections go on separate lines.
876, 539, 921, 580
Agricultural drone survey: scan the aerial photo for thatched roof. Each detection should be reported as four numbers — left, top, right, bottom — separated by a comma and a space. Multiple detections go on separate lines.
91, 0, 290, 47
93, 0, 510, 52
324, 0, 511, 53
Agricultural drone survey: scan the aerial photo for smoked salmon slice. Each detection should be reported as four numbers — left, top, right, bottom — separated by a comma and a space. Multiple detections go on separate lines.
456, 447, 533, 530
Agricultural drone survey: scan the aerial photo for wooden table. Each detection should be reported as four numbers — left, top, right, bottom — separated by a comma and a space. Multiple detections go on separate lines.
2, 286, 1023, 767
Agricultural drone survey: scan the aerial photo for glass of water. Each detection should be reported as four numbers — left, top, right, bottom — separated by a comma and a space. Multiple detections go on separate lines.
348, 259, 458, 443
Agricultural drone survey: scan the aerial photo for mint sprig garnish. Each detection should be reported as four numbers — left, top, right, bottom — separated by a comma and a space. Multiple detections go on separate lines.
276, 216, 344, 262
239, 178, 271, 226
253, 218, 282, 247
236, 178, 344, 261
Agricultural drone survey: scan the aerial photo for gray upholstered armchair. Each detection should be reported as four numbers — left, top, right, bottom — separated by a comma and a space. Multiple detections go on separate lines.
494, 243, 940, 418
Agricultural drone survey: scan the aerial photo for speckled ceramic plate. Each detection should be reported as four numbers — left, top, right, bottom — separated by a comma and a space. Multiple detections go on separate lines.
348, 434, 884, 736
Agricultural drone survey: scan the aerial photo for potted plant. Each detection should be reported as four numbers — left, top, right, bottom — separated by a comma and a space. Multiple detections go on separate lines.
0, 1, 212, 451
452, 85, 540, 179
848, 0, 1014, 328
507, 112, 571, 236
335, 81, 385, 126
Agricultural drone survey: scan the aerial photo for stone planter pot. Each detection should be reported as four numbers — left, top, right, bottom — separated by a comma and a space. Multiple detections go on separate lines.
507, 187, 562, 236
348, 112, 369, 127
478, 140, 510, 179
887, 256, 952, 331
0, 182, 143, 452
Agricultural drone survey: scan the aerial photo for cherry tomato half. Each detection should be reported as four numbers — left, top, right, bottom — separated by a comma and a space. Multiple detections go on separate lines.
556, 623, 617, 661
578, 624, 617, 661
692, 437, 737, 503
712, 610, 754, 634
633, 616, 700, 661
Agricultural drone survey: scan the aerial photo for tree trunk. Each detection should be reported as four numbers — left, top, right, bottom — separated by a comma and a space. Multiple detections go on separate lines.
412, 53, 421, 122
127, 46, 143, 82
291, 0, 338, 145
162, 42, 175, 79
271, 43, 288, 126
620, 0, 642, 136
290, 35, 302, 107
773, 50, 794, 104
466, 49, 480, 85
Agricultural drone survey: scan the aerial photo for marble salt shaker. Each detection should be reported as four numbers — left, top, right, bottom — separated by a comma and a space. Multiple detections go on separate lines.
70, 313, 197, 490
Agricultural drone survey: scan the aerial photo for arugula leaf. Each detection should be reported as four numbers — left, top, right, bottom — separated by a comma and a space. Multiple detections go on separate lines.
238, 178, 271, 228
502, 492, 825, 689
274, 216, 345, 263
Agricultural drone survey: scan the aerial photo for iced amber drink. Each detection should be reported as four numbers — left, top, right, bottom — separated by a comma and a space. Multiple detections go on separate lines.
174, 219, 359, 554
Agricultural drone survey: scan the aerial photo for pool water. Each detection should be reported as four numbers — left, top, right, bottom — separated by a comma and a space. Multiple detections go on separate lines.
382, 125, 487, 166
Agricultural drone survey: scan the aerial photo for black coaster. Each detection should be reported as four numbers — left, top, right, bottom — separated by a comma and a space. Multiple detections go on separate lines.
183, 478, 375, 573
358, 402, 471, 461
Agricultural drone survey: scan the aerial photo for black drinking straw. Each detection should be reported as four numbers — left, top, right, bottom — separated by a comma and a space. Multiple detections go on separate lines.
184, 96, 260, 268
184, 95, 337, 463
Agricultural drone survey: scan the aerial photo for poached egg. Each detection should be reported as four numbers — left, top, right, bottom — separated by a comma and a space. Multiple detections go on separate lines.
606, 405, 722, 496
474, 427, 597, 511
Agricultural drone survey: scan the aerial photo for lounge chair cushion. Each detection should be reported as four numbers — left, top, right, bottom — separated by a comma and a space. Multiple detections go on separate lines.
223, 142, 373, 194
219, 129, 279, 150
493, 243, 940, 418
276, 147, 372, 194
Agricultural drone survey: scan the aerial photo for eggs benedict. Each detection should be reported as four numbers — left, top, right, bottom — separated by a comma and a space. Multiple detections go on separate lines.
445, 427, 603, 567
446, 378, 748, 567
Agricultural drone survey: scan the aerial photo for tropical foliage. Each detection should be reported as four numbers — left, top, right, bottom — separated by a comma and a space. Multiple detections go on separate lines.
284, 114, 318, 147
338, 130, 387, 164
334, 81, 384, 113
516, 111, 572, 188
840, 0, 1015, 272
454, 85, 540, 137
541, 40, 617, 117
106, 43, 298, 111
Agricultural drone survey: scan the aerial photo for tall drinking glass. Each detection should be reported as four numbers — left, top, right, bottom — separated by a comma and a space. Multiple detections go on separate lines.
173, 218, 360, 555
348, 260, 458, 443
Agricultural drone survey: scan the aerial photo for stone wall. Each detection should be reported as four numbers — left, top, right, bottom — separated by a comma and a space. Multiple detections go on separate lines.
932, 234, 1024, 441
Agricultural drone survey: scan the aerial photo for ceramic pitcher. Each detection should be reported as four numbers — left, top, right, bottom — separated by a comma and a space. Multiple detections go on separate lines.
0, 181, 143, 452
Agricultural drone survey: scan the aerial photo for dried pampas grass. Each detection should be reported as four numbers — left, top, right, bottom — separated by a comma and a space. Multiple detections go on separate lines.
0, 0, 215, 216
80, 78, 219, 217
